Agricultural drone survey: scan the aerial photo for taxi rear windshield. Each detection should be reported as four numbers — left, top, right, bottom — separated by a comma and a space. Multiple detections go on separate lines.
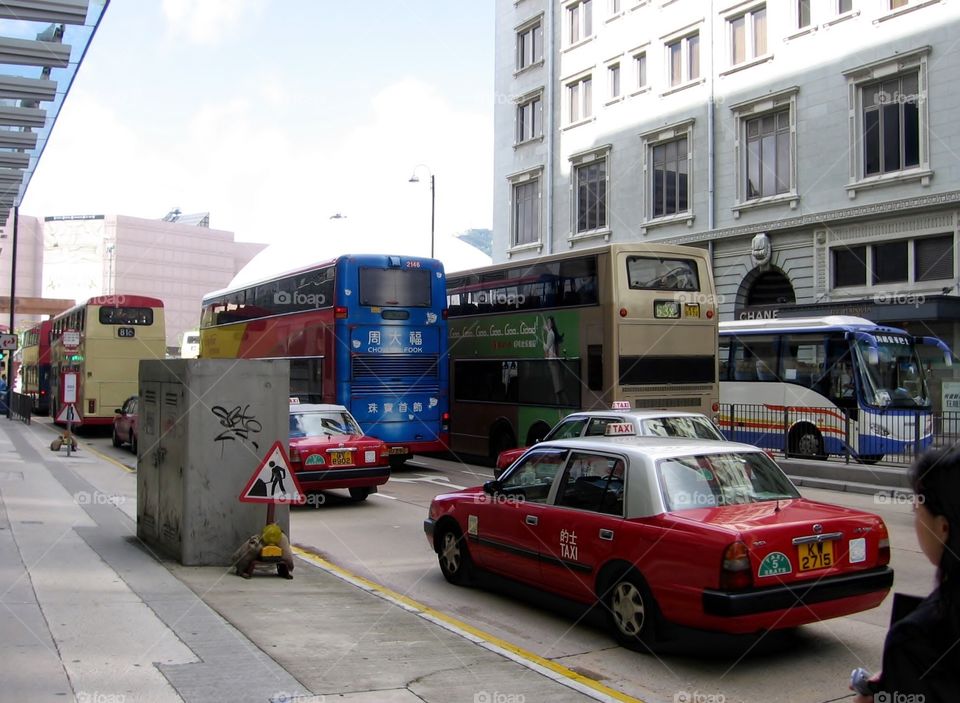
290, 411, 360, 438
657, 452, 799, 511
359, 267, 431, 307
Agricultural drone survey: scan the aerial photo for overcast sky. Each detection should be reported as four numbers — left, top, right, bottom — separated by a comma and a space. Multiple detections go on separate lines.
21, 0, 495, 266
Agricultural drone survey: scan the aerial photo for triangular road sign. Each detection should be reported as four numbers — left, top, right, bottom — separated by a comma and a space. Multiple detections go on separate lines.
239, 440, 305, 504
55, 403, 82, 424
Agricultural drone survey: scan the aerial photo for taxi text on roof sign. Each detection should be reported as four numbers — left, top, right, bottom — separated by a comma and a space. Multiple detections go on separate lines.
611, 400, 631, 410
605, 422, 636, 436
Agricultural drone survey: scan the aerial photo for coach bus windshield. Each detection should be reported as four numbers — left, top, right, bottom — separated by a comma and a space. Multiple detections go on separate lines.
854, 336, 929, 409
359, 267, 432, 307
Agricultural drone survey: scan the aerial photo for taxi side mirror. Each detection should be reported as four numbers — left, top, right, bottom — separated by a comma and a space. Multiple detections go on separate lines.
483, 480, 502, 496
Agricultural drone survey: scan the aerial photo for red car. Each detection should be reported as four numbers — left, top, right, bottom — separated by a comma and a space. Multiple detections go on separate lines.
495, 409, 726, 477
289, 403, 390, 502
425, 430, 892, 647
112, 395, 139, 453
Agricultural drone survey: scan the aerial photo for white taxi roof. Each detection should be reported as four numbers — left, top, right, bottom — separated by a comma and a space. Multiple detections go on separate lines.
290, 403, 350, 414
565, 409, 714, 420
533, 436, 763, 462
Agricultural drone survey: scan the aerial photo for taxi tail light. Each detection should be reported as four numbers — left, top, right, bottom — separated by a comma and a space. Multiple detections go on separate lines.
289, 446, 301, 463
334, 306, 348, 319
878, 537, 891, 566
720, 541, 753, 590
380, 445, 390, 459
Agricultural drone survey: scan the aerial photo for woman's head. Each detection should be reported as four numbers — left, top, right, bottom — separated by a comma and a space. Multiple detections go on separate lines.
910, 447, 960, 576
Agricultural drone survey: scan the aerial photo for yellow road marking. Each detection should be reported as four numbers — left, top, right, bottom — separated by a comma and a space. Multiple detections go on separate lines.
292, 545, 644, 703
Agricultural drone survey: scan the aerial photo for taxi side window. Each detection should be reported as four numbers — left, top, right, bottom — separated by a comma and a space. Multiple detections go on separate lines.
500, 448, 567, 503
556, 452, 626, 516
584, 418, 617, 436
550, 418, 587, 440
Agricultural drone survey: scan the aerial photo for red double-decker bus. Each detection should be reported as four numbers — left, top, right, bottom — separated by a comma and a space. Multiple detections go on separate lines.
22, 320, 52, 414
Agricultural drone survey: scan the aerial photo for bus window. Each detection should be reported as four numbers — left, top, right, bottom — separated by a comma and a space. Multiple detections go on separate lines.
781, 335, 827, 389
626, 256, 699, 291
359, 267, 431, 307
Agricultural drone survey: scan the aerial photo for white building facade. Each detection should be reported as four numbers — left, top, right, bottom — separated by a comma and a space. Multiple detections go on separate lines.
494, 0, 960, 405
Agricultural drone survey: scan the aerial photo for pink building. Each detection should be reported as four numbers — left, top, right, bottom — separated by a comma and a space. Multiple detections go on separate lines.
0, 211, 266, 351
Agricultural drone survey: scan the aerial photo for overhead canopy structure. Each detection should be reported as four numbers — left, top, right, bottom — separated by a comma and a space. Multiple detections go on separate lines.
0, 0, 109, 227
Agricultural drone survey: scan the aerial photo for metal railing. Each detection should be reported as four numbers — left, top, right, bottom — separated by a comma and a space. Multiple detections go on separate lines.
719, 403, 959, 465
8, 391, 32, 425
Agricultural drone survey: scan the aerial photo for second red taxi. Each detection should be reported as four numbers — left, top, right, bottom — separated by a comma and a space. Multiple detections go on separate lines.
425, 423, 893, 648
289, 403, 390, 501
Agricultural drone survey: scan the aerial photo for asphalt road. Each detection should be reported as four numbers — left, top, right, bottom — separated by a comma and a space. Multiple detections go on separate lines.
73, 422, 935, 703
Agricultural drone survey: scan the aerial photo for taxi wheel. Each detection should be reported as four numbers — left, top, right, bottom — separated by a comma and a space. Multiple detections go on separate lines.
606, 571, 659, 649
349, 487, 372, 501
112, 427, 122, 448
129, 431, 138, 455
437, 526, 473, 586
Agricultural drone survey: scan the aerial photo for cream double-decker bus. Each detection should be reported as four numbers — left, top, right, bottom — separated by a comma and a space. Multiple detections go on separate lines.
49, 295, 166, 426
446, 243, 718, 460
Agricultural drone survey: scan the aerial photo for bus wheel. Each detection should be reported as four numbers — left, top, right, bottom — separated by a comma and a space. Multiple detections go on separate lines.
789, 424, 824, 459
525, 421, 551, 446
858, 455, 884, 465
489, 426, 516, 465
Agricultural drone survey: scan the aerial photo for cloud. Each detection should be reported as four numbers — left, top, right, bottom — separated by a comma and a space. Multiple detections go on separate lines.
161, 0, 259, 45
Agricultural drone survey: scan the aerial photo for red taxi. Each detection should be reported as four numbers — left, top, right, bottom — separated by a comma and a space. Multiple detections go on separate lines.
289, 403, 390, 501
495, 407, 725, 477
424, 423, 893, 647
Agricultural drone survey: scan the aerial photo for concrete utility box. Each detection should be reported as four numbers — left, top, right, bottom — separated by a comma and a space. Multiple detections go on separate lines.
137, 359, 290, 566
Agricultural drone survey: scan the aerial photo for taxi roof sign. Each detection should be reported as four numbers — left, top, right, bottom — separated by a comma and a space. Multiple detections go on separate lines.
605, 422, 636, 436
289, 397, 300, 404
611, 400, 632, 410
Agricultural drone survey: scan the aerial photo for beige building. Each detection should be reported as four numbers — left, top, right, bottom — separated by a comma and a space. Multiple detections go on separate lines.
0, 211, 265, 350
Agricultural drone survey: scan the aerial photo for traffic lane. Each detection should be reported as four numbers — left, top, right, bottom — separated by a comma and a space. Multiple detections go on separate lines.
290, 463, 896, 703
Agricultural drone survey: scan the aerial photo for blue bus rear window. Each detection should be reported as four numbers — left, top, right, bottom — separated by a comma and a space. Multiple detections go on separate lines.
359, 268, 431, 307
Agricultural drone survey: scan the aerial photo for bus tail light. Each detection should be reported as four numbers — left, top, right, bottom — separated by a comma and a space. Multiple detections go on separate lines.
441, 412, 450, 433
711, 402, 719, 412
619, 307, 628, 317
334, 306, 348, 319
720, 541, 753, 591
88, 399, 96, 414
878, 537, 891, 566
442, 308, 448, 320
706, 310, 715, 319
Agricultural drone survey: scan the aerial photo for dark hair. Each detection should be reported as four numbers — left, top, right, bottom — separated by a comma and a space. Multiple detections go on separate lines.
910, 446, 960, 634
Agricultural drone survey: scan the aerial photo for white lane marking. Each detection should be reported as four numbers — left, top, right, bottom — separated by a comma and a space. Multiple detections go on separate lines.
389, 474, 467, 490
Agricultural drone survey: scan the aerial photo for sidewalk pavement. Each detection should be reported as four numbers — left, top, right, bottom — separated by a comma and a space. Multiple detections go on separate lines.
0, 419, 634, 703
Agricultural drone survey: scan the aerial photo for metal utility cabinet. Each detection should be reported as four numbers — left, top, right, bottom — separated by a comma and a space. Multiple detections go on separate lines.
137, 359, 290, 565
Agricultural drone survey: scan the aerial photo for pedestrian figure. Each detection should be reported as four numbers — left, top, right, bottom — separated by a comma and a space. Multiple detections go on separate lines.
850, 446, 960, 703
269, 460, 286, 496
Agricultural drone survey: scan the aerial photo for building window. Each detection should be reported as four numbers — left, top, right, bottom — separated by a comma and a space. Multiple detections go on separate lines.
667, 33, 699, 87
651, 137, 688, 218
517, 20, 543, 71
568, 75, 593, 123
634, 52, 647, 90
516, 93, 542, 143
608, 63, 621, 99
890, 0, 908, 8
512, 178, 541, 247
746, 109, 790, 199
839, 0, 852, 12
610, 0, 621, 13
872, 241, 908, 284
575, 158, 607, 233
730, 6, 766, 65
798, 0, 811, 27
862, 72, 920, 176
568, 0, 593, 45
833, 246, 867, 287
915, 235, 954, 282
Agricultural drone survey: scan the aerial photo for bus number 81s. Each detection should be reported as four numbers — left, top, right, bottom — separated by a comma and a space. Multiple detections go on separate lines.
117, 327, 136, 338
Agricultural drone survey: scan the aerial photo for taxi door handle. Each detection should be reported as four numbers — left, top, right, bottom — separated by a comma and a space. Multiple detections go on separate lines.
599, 529, 614, 541
524, 515, 539, 526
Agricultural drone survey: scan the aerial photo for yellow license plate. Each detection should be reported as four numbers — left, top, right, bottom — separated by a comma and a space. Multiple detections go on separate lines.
798, 540, 834, 571
329, 450, 352, 466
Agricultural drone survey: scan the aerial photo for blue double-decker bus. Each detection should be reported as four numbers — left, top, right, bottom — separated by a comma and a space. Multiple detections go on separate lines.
719, 316, 952, 462
200, 254, 449, 466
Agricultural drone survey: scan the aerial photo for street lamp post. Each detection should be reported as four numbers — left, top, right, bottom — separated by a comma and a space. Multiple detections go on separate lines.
408, 166, 435, 259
